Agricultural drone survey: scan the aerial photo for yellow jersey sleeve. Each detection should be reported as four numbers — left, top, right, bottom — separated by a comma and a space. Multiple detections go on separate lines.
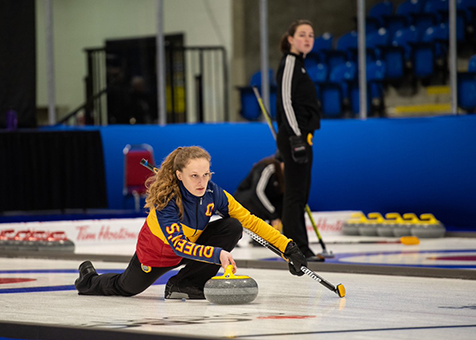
224, 190, 290, 253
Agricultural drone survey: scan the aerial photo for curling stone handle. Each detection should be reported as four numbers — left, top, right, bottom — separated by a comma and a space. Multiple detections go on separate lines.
224, 264, 235, 278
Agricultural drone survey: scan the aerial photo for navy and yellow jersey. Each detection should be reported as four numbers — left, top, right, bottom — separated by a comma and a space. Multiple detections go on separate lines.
136, 180, 291, 267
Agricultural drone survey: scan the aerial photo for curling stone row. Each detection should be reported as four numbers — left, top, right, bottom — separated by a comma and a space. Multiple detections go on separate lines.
342, 212, 445, 238
0, 230, 75, 252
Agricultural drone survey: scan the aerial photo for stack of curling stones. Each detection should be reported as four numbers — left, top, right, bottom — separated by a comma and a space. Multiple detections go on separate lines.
342, 212, 445, 238
0, 230, 75, 252
204, 265, 258, 305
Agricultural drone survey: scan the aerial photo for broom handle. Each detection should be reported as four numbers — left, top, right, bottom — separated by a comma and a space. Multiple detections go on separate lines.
243, 228, 344, 298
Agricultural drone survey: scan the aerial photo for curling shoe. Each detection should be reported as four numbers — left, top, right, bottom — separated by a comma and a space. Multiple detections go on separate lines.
306, 255, 325, 262
74, 261, 98, 292
164, 279, 205, 300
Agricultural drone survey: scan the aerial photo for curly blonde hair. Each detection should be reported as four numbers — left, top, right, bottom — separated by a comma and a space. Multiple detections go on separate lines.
144, 146, 211, 219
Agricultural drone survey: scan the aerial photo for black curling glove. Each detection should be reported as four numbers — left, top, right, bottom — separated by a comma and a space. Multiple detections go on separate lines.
284, 241, 307, 276
289, 136, 308, 164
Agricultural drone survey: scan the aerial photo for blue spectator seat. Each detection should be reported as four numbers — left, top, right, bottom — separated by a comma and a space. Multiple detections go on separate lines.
425, 0, 471, 43
318, 61, 357, 118
239, 87, 261, 121
346, 30, 384, 66
308, 63, 328, 98
330, 61, 357, 100
366, 27, 391, 60
353, 0, 392, 34
393, 26, 420, 66
457, 54, 476, 113
367, 60, 387, 99
410, 12, 438, 36
321, 52, 347, 77
410, 40, 435, 80
406, 0, 446, 33
424, 0, 449, 20
354, 17, 381, 34
250, 68, 277, 87
319, 83, 343, 118
318, 31, 356, 77
456, 0, 476, 42
305, 33, 333, 70
380, 1, 411, 39
458, 0, 476, 25
390, 0, 425, 38
337, 31, 359, 50
345, 29, 391, 64
307, 63, 328, 83
458, 73, 476, 112
469, 54, 476, 71
349, 60, 387, 116
422, 23, 448, 59
313, 32, 333, 57
304, 54, 321, 72
369, 1, 394, 27
382, 9, 409, 40
239, 69, 277, 121
397, 0, 425, 20
336, 30, 359, 60
378, 43, 406, 80
455, 9, 467, 42
422, 23, 449, 83
238, 87, 278, 121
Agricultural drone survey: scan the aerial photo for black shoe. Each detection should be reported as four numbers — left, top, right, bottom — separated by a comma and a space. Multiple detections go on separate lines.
164, 279, 205, 300
303, 249, 315, 259
74, 261, 97, 292
306, 255, 325, 262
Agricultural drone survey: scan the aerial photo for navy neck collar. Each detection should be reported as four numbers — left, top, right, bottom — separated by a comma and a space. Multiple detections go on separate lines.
179, 181, 202, 202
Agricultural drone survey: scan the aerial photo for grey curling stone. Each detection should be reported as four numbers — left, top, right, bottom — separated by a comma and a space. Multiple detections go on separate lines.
411, 223, 446, 238
204, 265, 258, 305
392, 223, 413, 237
342, 222, 360, 235
377, 223, 395, 237
358, 223, 379, 236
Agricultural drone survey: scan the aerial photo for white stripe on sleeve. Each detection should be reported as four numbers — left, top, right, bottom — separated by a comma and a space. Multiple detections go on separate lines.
282, 55, 301, 136
255, 164, 276, 214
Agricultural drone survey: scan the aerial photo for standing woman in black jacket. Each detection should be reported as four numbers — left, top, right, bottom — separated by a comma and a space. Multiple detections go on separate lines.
276, 19, 321, 260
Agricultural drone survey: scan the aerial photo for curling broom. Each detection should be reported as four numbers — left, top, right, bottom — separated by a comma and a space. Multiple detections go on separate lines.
243, 228, 345, 298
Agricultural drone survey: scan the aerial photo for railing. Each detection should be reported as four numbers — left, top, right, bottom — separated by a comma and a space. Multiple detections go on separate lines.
72, 45, 228, 126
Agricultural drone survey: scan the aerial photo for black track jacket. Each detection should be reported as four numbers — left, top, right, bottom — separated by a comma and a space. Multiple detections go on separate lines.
233, 160, 283, 222
276, 52, 321, 137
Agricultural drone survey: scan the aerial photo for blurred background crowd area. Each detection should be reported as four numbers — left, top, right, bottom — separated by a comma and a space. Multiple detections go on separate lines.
2, 0, 475, 129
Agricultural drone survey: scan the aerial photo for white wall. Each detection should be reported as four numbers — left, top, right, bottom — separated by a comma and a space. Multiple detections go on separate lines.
36, 0, 232, 122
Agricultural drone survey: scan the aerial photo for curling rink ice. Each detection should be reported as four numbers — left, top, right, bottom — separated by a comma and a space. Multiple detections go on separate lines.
1, 230, 476, 340
1, 260, 476, 340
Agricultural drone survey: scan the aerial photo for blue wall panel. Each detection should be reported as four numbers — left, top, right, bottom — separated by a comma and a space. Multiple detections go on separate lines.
310, 115, 476, 229
99, 123, 276, 211
98, 115, 476, 229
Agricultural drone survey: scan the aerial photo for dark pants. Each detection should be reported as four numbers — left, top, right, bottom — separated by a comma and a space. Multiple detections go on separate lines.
277, 129, 314, 258
79, 217, 243, 296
